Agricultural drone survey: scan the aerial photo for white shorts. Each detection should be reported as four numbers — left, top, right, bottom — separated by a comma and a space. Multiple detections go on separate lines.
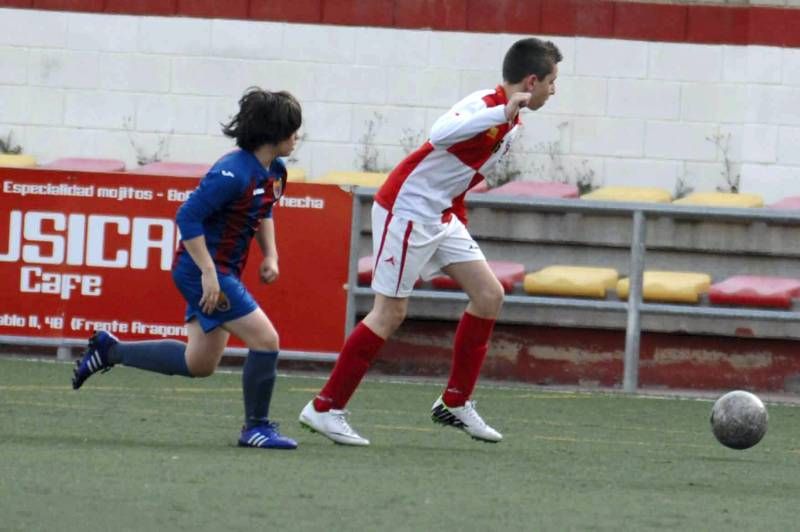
370, 203, 485, 298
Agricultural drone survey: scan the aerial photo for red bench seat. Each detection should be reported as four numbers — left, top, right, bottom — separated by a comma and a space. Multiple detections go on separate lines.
486, 180, 579, 198
131, 161, 210, 178
768, 196, 800, 210
431, 261, 526, 293
42, 157, 126, 172
709, 275, 800, 308
469, 180, 578, 198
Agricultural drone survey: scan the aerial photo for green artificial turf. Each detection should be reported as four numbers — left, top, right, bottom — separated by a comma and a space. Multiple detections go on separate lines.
2, 358, 800, 532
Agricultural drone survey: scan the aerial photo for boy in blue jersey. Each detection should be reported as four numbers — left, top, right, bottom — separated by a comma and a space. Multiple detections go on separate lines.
72, 87, 302, 450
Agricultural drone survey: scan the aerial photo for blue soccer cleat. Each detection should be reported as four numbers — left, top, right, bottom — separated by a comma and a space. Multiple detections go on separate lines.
71, 330, 118, 390
238, 423, 298, 450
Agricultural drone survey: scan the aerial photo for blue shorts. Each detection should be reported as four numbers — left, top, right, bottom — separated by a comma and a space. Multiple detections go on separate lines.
172, 265, 258, 333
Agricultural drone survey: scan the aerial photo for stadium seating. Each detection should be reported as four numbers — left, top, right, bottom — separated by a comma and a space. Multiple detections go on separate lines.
709, 275, 800, 309
484, 180, 579, 199
347, 186, 800, 347
523, 266, 619, 298
767, 196, 800, 210
286, 167, 306, 182
430, 261, 526, 293
582, 186, 672, 203
617, 271, 712, 303
41, 157, 125, 172
0, 153, 36, 168
316, 171, 388, 187
673, 192, 763, 208
131, 161, 210, 178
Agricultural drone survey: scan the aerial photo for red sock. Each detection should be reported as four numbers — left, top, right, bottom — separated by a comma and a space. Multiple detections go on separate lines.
314, 322, 385, 412
442, 312, 495, 407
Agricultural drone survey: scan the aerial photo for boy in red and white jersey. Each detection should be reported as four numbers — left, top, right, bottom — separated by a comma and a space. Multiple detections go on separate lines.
300, 37, 562, 446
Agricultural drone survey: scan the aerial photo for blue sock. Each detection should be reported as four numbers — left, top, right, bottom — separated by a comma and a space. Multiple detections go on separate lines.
109, 341, 192, 377
242, 350, 279, 429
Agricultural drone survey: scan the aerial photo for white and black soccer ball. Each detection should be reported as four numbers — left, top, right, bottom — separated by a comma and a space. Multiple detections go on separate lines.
710, 390, 768, 450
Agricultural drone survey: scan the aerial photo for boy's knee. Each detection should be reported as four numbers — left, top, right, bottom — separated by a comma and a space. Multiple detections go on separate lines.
186, 354, 217, 377
248, 332, 279, 352
474, 282, 504, 315
187, 361, 215, 378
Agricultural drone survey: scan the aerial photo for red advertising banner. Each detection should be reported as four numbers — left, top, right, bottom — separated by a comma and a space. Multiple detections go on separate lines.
0, 168, 352, 353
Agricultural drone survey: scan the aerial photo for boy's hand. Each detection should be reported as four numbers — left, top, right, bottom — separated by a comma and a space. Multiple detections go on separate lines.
260, 256, 279, 284
505, 92, 532, 121
199, 268, 221, 314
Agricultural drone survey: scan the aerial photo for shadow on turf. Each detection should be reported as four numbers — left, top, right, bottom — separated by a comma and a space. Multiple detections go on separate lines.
3, 431, 499, 454
696, 454, 767, 464
2, 432, 239, 452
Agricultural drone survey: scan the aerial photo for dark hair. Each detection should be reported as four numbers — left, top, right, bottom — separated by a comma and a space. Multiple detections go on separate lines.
221, 87, 302, 151
502, 38, 563, 83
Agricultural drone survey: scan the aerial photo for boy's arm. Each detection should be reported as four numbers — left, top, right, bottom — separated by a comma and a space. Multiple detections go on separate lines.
175, 170, 246, 241
255, 217, 277, 258
429, 92, 533, 148
429, 104, 507, 147
181, 234, 221, 314
256, 217, 279, 284
175, 170, 247, 312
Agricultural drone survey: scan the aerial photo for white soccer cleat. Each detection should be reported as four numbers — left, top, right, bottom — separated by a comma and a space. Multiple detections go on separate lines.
299, 401, 370, 446
431, 396, 503, 443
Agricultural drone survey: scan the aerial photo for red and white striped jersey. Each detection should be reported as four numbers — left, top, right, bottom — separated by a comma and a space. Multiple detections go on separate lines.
375, 85, 521, 225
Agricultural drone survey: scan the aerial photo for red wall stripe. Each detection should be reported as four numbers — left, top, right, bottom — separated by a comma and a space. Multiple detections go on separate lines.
749, 7, 785, 47
104, 0, 177, 16
177, 0, 248, 20
687, 5, 750, 45
248, 0, 322, 24
574, 0, 615, 38
614, 2, 687, 43
465, 0, 541, 35
323, 0, 393, 27
540, 0, 616, 38
779, 9, 800, 48
1, 0, 800, 48
32, 0, 103, 10
393, 0, 467, 31
749, 6, 800, 48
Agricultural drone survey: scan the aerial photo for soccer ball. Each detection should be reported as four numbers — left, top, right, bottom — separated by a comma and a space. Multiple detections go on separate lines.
710, 390, 768, 450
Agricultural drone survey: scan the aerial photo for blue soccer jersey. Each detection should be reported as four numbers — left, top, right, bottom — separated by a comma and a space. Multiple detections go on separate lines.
174, 149, 286, 277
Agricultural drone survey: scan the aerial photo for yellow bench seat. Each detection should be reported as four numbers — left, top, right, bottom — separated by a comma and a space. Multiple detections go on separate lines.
582, 186, 672, 203
0, 153, 36, 168
673, 192, 763, 208
523, 266, 619, 298
286, 167, 305, 182
316, 171, 388, 187
617, 271, 712, 303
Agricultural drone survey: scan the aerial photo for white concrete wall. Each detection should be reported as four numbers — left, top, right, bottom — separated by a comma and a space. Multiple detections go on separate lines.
2, 7, 800, 202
